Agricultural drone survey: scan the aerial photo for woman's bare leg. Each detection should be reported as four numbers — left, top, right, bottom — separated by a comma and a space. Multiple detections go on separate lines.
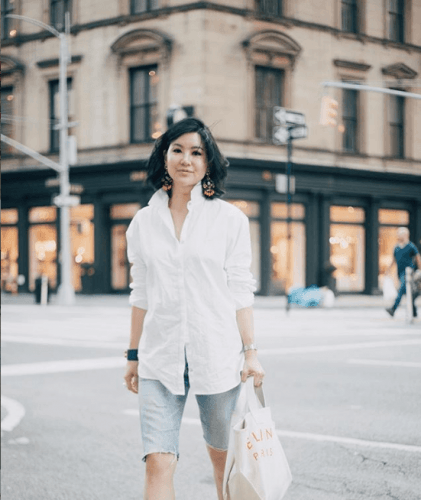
144, 453, 177, 500
206, 445, 228, 500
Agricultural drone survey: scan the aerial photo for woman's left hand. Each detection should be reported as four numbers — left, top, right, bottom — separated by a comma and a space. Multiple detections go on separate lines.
241, 351, 265, 386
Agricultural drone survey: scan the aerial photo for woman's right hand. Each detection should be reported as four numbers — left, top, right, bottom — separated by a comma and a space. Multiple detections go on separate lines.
124, 361, 139, 394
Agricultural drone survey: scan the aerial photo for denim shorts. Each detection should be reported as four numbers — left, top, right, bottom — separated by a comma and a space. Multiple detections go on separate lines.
138, 364, 241, 461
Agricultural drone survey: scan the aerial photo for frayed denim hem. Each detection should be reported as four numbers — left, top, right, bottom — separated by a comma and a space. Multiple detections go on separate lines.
142, 450, 179, 463
205, 441, 228, 453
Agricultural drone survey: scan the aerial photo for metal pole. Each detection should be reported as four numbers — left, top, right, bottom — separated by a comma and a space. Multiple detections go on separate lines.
286, 135, 293, 314
56, 30, 75, 306
6, 14, 75, 305
321, 81, 421, 100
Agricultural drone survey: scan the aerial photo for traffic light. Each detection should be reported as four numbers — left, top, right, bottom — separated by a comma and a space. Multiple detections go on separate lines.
319, 96, 338, 127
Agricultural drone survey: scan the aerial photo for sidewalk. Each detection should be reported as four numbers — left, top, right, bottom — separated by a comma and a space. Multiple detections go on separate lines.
3, 291, 418, 309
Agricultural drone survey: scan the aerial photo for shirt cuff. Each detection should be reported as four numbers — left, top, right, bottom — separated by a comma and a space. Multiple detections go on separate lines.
129, 293, 148, 310
232, 292, 255, 310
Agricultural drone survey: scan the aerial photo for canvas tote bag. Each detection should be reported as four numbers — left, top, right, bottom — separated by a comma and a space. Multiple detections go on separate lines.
223, 378, 292, 500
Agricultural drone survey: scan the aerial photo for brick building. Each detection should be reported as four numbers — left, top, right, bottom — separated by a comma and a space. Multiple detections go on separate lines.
1, 0, 421, 295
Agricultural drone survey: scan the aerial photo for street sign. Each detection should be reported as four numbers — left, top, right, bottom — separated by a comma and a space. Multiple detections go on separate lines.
273, 125, 307, 145
273, 125, 308, 144
53, 194, 80, 207
275, 174, 295, 194
273, 126, 289, 145
289, 125, 308, 139
274, 107, 306, 126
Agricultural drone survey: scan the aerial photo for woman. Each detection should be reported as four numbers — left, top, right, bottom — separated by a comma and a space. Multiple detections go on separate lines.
124, 118, 264, 500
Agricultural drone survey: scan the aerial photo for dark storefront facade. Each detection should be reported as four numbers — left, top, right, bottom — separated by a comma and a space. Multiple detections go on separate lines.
2, 159, 421, 296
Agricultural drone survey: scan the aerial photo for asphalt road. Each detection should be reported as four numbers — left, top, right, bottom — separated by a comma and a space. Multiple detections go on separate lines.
1, 302, 421, 500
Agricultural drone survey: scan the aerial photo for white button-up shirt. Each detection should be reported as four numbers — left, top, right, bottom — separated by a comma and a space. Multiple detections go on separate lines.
126, 182, 256, 395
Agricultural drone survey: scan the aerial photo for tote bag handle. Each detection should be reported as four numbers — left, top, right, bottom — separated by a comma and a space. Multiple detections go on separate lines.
245, 376, 265, 416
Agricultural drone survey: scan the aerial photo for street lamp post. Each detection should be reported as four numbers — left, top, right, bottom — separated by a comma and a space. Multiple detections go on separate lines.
6, 14, 75, 305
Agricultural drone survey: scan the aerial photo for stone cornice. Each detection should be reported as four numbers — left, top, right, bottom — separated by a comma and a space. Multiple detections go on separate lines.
2, 2, 421, 54
333, 59, 372, 72
36, 55, 83, 68
381, 62, 418, 79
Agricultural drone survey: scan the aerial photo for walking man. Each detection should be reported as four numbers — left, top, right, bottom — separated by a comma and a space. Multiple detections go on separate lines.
386, 227, 421, 318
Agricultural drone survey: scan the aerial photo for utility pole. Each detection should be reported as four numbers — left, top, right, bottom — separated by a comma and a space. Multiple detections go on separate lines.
285, 134, 293, 313
273, 108, 307, 314
4, 13, 76, 305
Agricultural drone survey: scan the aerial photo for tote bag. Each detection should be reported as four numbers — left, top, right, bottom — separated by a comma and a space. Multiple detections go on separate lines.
223, 378, 292, 500
382, 276, 397, 302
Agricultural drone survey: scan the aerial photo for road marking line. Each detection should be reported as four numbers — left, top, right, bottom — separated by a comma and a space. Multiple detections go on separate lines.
123, 411, 421, 453
1, 396, 25, 432
2, 357, 125, 376
1, 334, 126, 350
275, 430, 421, 453
348, 359, 421, 368
258, 339, 421, 355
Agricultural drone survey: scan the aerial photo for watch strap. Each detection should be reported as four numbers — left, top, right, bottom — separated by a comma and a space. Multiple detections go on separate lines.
125, 349, 139, 361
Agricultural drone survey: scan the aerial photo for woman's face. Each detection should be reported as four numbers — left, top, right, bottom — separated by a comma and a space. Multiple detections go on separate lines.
165, 132, 208, 191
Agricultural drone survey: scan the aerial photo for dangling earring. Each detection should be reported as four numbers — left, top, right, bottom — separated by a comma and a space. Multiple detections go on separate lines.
202, 170, 215, 197
162, 165, 173, 192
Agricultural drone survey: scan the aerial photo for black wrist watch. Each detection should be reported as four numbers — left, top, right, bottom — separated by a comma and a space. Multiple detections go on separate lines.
125, 349, 139, 361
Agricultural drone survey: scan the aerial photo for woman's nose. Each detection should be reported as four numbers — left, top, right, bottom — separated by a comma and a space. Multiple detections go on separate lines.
181, 153, 191, 164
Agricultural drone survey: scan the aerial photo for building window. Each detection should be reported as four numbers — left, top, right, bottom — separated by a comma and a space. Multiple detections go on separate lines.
330, 206, 365, 292
342, 89, 358, 153
256, 0, 282, 16
49, 78, 73, 153
341, 0, 358, 33
389, 94, 405, 158
130, 66, 159, 143
378, 209, 409, 289
51, 0, 72, 31
1, 0, 14, 40
131, 0, 159, 14
388, 0, 404, 43
1, 86, 14, 155
110, 203, 141, 291
271, 203, 306, 293
255, 67, 283, 142
1, 209, 19, 293
226, 200, 261, 292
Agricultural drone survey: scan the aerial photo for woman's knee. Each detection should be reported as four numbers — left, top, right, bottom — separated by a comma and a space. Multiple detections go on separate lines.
145, 452, 178, 479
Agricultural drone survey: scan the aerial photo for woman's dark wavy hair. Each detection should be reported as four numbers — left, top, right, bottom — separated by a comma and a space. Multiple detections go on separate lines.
147, 117, 229, 199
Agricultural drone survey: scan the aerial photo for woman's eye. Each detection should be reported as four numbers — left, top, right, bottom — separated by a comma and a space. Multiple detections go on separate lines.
193, 151, 202, 156
173, 148, 182, 153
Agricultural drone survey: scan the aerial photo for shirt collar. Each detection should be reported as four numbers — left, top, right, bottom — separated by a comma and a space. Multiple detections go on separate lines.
148, 182, 206, 210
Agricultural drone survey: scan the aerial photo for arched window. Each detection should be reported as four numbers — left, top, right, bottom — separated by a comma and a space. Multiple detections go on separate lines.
111, 29, 172, 144
243, 31, 301, 142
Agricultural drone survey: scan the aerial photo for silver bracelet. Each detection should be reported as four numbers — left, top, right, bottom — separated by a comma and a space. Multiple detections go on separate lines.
243, 343, 257, 352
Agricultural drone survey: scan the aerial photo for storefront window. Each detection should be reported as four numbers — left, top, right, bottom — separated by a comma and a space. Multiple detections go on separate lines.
28, 207, 57, 291
227, 200, 261, 291
378, 209, 409, 226
111, 203, 142, 291
29, 224, 57, 290
29, 206, 57, 223
330, 205, 365, 223
70, 204, 94, 292
110, 203, 141, 220
112, 225, 130, 290
1, 224, 19, 293
330, 206, 365, 292
271, 203, 305, 219
271, 203, 306, 293
1, 208, 19, 225
378, 209, 409, 289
